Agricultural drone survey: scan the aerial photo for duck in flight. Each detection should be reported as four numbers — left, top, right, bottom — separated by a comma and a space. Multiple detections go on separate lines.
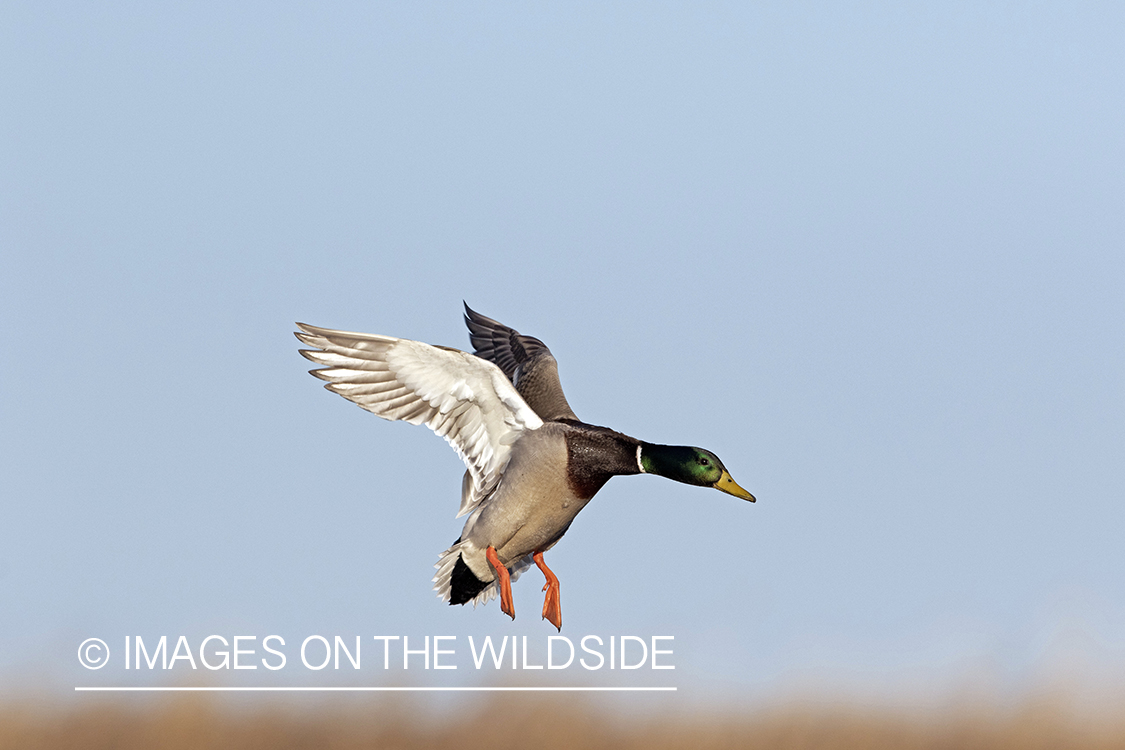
295, 305, 755, 630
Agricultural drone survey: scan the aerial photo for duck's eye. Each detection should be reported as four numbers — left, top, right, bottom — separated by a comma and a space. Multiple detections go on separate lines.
700, 457, 709, 466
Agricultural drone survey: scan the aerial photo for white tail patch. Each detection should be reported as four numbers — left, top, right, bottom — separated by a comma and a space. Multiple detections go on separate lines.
432, 541, 534, 608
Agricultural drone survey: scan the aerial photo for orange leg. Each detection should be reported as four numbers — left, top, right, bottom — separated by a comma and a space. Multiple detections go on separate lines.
485, 546, 515, 621
533, 551, 562, 632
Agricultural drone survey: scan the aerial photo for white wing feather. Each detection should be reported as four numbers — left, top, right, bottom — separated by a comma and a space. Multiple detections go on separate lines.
295, 322, 544, 517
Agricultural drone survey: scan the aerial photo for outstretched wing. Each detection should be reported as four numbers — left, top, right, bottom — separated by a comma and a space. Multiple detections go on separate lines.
463, 303, 579, 422
296, 322, 544, 518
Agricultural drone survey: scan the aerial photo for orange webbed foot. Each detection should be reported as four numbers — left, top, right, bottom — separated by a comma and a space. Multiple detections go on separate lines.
533, 551, 562, 631
486, 546, 515, 621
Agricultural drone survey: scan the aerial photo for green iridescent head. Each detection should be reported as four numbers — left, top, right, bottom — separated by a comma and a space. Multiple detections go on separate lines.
639, 443, 756, 502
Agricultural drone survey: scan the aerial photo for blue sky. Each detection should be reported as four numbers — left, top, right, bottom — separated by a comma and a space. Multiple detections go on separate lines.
2, 2, 1123, 705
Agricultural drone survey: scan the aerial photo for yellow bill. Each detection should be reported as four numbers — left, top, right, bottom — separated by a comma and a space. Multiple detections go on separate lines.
714, 470, 756, 502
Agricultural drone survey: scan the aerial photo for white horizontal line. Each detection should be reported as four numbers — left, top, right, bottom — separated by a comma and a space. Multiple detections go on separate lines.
75, 686, 676, 692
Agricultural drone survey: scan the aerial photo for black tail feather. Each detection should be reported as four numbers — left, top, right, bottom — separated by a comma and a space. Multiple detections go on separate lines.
449, 553, 490, 605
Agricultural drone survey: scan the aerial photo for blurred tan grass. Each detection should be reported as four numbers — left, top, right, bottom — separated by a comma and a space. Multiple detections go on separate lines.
3, 693, 1124, 750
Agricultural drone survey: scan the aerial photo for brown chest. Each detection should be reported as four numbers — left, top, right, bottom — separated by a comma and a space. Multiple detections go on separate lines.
563, 426, 641, 500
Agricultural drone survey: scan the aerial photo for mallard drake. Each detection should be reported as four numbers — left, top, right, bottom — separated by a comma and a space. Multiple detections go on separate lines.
295, 305, 754, 630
